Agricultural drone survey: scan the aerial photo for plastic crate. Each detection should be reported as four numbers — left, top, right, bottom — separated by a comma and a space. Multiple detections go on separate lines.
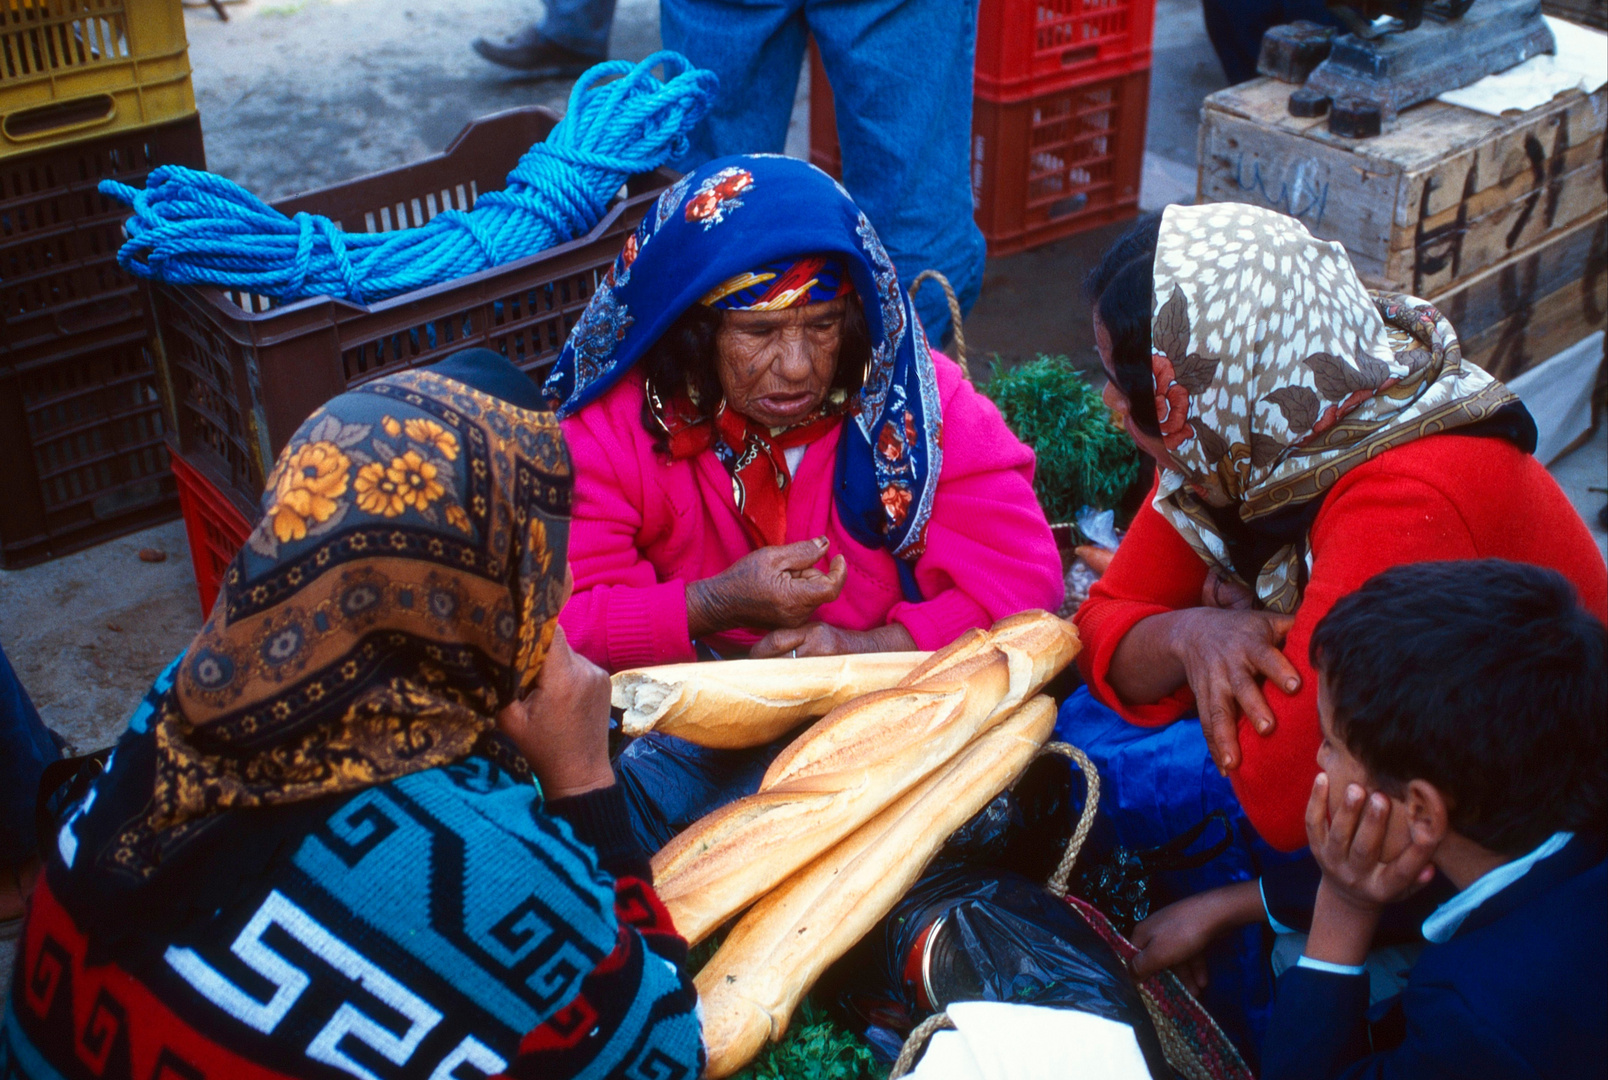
1, 112, 205, 359
971, 67, 1149, 255
810, 59, 1148, 257
974, 0, 1154, 101
0, 320, 177, 567
168, 440, 249, 616
148, 105, 677, 511
1, 0, 195, 161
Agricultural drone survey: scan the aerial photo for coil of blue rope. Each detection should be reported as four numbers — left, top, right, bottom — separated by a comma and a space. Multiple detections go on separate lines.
100, 51, 718, 305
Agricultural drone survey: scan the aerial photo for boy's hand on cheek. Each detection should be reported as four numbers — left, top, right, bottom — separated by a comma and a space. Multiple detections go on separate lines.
1308, 772, 1438, 911
1303, 772, 1438, 968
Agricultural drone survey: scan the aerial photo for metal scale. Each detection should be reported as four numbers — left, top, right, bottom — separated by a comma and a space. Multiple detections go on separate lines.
1257, 0, 1558, 136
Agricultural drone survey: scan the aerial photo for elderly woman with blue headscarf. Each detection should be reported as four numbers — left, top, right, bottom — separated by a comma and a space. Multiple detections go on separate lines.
545, 156, 1063, 671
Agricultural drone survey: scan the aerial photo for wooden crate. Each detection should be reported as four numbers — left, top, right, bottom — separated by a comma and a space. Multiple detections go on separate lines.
1426, 212, 1607, 380
1197, 78, 1605, 296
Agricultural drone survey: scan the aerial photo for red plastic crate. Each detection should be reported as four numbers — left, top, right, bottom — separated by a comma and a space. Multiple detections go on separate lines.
975, 0, 1155, 101
168, 442, 251, 617
810, 54, 1148, 257
972, 67, 1149, 256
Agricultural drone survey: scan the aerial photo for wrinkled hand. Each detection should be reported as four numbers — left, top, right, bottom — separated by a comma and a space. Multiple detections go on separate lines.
1131, 880, 1263, 994
496, 625, 615, 799
687, 537, 848, 638
1307, 773, 1437, 914
1167, 608, 1300, 774
750, 621, 917, 659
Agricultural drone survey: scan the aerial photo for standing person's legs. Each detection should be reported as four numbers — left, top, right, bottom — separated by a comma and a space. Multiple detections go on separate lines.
809, 0, 985, 344
542, 0, 620, 58
473, 0, 619, 74
660, 0, 808, 166
0, 642, 59, 925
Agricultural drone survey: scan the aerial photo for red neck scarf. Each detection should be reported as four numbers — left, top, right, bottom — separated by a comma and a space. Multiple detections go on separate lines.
654, 389, 843, 548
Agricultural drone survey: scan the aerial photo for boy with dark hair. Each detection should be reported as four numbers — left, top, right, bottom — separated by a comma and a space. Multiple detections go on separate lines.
1260, 558, 1606, 1080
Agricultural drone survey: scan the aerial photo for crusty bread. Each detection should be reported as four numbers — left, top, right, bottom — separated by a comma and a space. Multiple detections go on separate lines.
762, 610, 1076, 791
650, 685, 970, 944
696, 696, 1058, 1078
650, 613, 1079, 944
611, 652, 929, 748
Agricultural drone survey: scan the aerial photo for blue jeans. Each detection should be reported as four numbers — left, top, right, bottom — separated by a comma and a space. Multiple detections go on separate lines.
1055, 686, 1307, 1068
541, 0, 617, 58
660, 0, 987, 344
0, 642, 59, 870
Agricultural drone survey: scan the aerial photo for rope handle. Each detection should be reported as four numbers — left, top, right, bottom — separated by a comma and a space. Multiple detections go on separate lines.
890, 1011, 955, 1079
907, 269, 969, 380
1041, 741, 1101, 898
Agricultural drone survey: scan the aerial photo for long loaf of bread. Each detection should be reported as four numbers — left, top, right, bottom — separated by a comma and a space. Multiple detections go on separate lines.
696, 695, 1059, 1078
611, 652, 930, 748
651, 611, 1077, 944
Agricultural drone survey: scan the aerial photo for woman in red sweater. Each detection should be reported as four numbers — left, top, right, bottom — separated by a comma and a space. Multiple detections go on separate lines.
1068, 204, 1607, 856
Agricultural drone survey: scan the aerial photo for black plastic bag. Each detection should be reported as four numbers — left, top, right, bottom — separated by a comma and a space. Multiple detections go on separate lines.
830, 864, 1174, 1079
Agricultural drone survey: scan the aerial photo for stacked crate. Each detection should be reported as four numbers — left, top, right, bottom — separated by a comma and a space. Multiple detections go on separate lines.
0, 0, 205, 568
810, 0, 1155, 256
1197, 77, 1606, 387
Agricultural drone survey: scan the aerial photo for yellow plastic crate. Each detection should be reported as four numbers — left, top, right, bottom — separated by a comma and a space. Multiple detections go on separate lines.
1, 0, 194, 160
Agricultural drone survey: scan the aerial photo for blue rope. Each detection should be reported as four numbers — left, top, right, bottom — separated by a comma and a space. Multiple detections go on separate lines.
100, 52, 718, 305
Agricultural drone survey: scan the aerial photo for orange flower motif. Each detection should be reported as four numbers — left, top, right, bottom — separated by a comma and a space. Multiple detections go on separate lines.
880, 484, 912, 528
1151, 351, 1195, 452
354, 461, 405, 517
381, 416, 403, 437
403, 417, 459, 461
445, 504, 472, 534
392, 450, 444, 511
268, 441, 350, 542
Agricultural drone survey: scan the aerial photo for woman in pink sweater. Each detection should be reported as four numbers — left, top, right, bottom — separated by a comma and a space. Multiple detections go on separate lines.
543, 155, 1062, 672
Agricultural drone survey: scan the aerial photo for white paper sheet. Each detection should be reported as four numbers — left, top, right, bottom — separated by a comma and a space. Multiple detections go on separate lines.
1437, 16, 1608, 116
907, 1002, 1154, 1080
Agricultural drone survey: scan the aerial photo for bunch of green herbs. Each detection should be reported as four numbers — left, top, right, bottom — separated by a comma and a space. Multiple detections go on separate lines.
981, 355, 1141, 532
689, 937, 888, 1080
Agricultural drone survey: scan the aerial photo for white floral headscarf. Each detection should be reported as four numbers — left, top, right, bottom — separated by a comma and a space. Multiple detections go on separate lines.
1148, 203, 1522, 612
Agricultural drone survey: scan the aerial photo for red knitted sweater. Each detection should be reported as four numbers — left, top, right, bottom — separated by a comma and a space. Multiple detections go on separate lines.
1075, 434, 1608, 851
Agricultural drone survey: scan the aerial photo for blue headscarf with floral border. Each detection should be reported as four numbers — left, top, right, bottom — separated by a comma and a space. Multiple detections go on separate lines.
542, 155, 942, 563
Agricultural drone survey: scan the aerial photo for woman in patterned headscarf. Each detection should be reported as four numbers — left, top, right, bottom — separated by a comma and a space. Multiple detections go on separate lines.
544, 155, 1062, 672
1068, 204, 1606, 856
0, 351, 703, 1080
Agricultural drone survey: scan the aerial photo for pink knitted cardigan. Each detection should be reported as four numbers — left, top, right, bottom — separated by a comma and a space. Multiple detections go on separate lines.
558, 351, 1064, 671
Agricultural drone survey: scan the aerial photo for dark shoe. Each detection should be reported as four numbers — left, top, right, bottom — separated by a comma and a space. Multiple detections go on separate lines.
472, 25, 600, 76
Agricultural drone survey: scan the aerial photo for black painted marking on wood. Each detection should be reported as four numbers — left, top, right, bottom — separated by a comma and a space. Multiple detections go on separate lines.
1414, 160, 1477, 295
1544, 114, 1570, 231
1487, 252, 1541, 381
1583, 217, 1606, 329
1506, 134, 1547, 250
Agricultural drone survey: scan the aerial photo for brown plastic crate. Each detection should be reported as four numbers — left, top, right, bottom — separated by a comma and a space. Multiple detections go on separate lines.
148, 105, 676, 510
1, 111, 205, 359
0, 320, 175, 567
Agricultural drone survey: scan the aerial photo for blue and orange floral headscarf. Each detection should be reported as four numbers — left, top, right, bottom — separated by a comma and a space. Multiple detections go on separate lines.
542, 155, 943, 563
101, 365, 572, 876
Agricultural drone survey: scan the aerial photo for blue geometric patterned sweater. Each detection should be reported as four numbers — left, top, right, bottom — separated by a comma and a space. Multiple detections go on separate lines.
2, 666, 704, 1080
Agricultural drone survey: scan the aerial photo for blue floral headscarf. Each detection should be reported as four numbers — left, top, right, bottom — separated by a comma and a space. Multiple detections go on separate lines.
542, 155, 942, 562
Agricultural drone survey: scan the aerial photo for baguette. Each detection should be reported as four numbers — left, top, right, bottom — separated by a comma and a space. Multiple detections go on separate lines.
762, 610, 1076, 791
696, 695, 1059, 1078
650, 613, 1078, 943
611, 652, 930, 748
650, 685, 970, 944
